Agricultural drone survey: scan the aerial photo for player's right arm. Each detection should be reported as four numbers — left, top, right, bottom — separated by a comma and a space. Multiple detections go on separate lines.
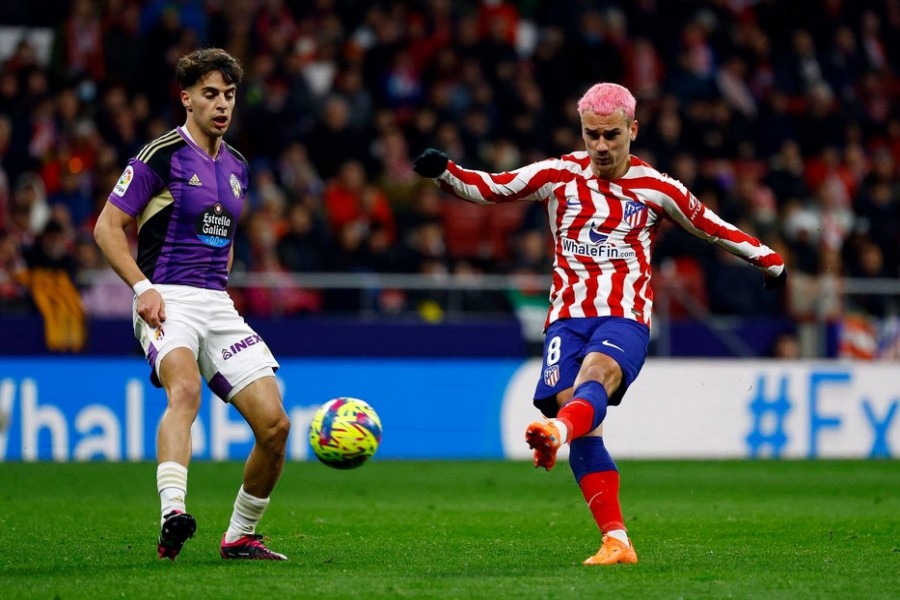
94, 201, 166, 327
413, 147, 562, 205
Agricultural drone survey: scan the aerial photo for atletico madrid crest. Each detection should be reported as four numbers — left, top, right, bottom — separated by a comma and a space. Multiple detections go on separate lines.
543, 364, 560, 387
624, 201, 647, 228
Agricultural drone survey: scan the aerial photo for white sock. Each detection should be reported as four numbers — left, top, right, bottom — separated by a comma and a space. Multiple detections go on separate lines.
606, 529, 630, 546
552, 419, 569, 444
225, 486, 270, 543
157, 461, 188, 521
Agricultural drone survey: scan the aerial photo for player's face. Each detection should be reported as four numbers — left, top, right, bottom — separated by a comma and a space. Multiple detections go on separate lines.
181, 71, 236, 140
581, 110, 638, 180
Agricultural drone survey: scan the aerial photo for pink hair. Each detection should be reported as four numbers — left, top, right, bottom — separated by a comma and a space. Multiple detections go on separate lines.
577, 83, 636, 119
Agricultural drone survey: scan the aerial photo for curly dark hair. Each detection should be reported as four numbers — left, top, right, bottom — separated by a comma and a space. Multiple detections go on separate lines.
175, 48, 244, 89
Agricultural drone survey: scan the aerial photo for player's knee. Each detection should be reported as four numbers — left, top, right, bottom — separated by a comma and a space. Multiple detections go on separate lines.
579, 362, 622, 393
166, 379, 202, 413
258, 412, 291, 454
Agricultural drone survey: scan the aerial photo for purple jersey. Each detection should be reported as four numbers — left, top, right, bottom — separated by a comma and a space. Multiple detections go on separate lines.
108, 127, 249, 290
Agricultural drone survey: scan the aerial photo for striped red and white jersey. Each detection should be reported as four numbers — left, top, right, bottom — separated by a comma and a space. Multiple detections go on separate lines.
436, 151, 784, 329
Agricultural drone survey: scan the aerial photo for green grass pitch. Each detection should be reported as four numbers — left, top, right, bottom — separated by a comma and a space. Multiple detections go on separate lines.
1, 460, 897, 599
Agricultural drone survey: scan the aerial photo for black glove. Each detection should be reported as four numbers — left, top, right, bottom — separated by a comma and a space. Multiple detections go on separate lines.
764, 267, 787, 291
413, 148, 449, 178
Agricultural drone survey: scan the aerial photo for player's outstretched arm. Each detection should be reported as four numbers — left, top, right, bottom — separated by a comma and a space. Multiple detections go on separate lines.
413, 148, 449, 178
652, 186, 787, 289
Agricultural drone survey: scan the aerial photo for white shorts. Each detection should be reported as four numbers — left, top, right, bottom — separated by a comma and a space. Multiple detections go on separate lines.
134, 284, 280, 402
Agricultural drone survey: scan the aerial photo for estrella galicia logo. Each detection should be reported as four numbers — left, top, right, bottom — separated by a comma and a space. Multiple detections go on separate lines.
196, 202, 234, 247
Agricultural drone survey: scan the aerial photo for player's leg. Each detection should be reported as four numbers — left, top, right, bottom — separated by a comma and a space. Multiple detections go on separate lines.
198, 292, 288, 559
136, 288, 205, 561
556, 351, 619, 441
526, 321, 583, 470
574, 432, 637, 565
526, 321, 620, 468
534, 349, 636, 563
156, 348, 202, 560
220, 375, 290, 560
571, 319, 649, 565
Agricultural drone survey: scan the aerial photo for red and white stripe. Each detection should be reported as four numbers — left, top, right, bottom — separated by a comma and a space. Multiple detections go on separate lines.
437, 152, 784, 329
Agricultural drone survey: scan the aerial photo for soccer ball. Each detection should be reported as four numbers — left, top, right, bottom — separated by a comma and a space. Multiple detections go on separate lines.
308, 397, 382, 469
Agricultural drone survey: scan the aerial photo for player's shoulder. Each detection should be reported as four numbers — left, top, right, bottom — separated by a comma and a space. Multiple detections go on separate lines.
623, 155, 688, 195
558, 150, 590, 168
546, 151, 592, 176
133, 128, 187, 178
134, 129, 185, 164
222, 140, 249, 167
624, 155, 664, 179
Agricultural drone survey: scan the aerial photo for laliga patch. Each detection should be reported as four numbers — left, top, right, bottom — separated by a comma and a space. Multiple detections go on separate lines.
543, 364, 560, 387
113, 165, 134, 197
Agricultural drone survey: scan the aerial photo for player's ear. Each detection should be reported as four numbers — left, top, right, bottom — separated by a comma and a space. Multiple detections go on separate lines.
181, 90, 192, 113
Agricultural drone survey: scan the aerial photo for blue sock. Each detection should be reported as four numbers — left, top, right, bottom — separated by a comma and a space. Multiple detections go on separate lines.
569, 436, 617, 483
572, 380, 608, 430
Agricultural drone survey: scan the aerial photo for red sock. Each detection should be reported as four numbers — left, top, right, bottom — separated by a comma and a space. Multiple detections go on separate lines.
579, 470, 625, 533
557, 399, 595, 441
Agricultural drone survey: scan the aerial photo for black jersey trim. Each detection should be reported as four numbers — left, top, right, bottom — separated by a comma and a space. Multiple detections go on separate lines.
136, 129, 181, 163
136, 187, 175, 232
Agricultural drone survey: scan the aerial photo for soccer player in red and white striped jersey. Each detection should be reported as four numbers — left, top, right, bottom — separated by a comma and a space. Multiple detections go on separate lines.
414, 82, 786, 565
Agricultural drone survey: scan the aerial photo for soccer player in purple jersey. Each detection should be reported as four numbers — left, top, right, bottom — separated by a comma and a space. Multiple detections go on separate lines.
94, 48, 289, 561
414, 82, 787, 565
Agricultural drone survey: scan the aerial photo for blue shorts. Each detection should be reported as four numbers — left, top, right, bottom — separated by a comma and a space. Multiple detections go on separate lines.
533, 317, 650, 417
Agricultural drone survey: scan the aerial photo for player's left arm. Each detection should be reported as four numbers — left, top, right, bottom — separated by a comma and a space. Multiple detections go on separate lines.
649, 184, 786, 289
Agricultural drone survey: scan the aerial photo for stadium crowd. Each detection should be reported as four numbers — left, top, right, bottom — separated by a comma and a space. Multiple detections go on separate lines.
0, 0, 898, 345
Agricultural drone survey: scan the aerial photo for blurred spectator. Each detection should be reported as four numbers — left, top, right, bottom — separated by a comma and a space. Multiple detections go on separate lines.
323, 160, 395, 243
23, 218, 76, 277
276, 202, 330, 273
372, 127, 419, 213
55, 0, 105, 82
764, 139, 810, 205
102, 0, 145, 89
0, 231, 29, 312
846, 239, 893, 317
770, 330, 802, 359
305, 95, 365, 179
12, 172, 50, 241
276, 143, 323, 198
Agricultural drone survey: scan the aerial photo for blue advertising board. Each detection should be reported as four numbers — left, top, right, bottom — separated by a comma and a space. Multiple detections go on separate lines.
1, 358, 896, 461
0, 357, 523, 462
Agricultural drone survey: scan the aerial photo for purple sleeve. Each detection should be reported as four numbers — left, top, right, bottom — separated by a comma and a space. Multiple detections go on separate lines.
108, 158, 163, 217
